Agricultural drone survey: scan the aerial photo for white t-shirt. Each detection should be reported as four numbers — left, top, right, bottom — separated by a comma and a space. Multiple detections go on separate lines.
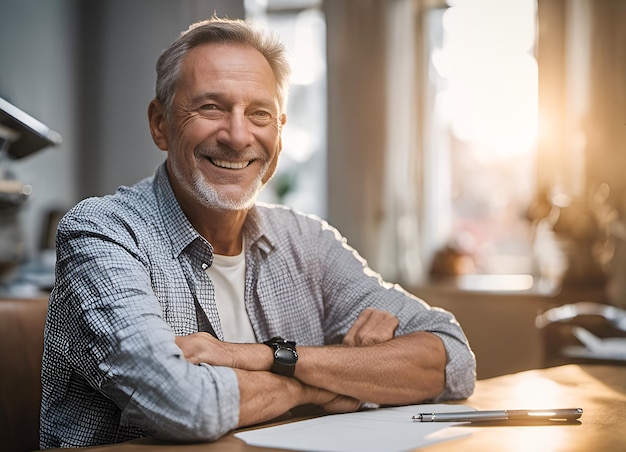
205, 248, 256, 343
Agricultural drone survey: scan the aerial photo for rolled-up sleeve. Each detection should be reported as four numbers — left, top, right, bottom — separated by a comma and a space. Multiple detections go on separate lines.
314, 219, 477, 400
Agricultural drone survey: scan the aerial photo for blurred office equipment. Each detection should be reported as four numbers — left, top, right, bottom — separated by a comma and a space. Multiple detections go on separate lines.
0, 97, 61, 286
536, 301, 626, 367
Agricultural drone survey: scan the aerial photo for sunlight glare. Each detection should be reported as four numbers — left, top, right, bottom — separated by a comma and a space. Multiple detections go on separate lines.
290, 10, 326, 85
512, 377, 563, 407
434, 0, 538, 159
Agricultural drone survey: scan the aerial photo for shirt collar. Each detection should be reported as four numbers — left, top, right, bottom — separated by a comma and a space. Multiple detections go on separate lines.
243, 203, 275, 255
153, 162, 207, 259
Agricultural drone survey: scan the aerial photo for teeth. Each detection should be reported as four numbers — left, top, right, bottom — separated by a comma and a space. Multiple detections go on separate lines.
210, 158, 250, 169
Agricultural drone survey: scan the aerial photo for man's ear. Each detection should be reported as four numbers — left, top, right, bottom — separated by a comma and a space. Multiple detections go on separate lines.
148, 99, 170, 151
277, 113, 287, 153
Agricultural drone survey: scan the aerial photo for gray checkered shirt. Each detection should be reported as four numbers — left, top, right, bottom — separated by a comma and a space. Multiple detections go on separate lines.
40, 162, 475, 448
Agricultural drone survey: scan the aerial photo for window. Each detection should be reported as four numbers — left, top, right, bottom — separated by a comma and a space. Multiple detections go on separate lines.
424, 0, 539, 285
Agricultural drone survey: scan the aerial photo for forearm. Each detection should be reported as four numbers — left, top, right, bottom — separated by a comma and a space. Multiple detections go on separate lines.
178, 331, 447, 406
296, 331, 446, 405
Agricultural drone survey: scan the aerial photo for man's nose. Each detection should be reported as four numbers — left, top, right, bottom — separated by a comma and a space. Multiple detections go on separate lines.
216, 111, 252, 151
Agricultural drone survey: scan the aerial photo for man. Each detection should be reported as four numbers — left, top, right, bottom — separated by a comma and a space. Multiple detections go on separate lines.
40, 17, 476, 448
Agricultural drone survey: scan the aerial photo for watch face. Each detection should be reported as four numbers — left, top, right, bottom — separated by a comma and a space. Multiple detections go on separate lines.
275, 347, 298, 365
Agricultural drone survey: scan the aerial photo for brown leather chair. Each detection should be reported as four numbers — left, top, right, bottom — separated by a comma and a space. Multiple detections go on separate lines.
0, 297, 48, 452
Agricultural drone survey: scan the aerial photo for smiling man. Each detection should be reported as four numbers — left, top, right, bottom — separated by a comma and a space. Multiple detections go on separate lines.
40, 17, 476, 449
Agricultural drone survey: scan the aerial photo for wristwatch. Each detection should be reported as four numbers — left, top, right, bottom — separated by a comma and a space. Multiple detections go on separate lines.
264, 336, 298, 377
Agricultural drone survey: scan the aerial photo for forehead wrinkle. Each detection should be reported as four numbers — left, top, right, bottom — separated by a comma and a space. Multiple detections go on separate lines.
189, 91, 224, 105
182, 44, 279, 102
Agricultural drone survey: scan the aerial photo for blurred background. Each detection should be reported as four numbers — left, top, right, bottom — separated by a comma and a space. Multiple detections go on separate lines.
1, 0, 625, 378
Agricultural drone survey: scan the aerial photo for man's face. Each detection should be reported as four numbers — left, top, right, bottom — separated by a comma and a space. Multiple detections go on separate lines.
157, 43, 285, 211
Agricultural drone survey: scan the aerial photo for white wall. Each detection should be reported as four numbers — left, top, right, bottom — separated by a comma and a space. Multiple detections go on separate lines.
0, 0, 78, 258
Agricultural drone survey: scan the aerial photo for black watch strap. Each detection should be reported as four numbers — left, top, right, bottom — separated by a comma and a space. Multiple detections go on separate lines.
264, 336, 298, 377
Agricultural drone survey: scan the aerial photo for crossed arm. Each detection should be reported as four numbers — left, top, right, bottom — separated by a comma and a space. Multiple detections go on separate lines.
175, 308, 447, 428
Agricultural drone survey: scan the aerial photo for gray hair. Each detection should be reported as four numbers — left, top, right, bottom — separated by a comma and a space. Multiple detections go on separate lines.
155, 16, 291, 116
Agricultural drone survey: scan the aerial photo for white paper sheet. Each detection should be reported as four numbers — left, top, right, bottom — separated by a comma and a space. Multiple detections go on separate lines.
235, 403, 472, 452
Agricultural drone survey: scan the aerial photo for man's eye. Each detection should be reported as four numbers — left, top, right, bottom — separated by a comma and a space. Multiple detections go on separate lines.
198, 104, 223, 118
250, 110, 273, 124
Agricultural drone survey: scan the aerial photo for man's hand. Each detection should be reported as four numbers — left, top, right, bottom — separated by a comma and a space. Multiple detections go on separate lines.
175, 332, 232, 365
318, 393, 363, 414
175, 332, 262, 369
342, 308, 399, 347
235, 369, 361, 428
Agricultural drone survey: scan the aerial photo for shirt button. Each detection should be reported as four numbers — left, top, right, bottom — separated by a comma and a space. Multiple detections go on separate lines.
201, 263, 209, 270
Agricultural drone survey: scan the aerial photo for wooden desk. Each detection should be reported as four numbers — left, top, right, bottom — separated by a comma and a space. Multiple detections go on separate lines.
54, 364, 625, 452
427, 364, 626, 451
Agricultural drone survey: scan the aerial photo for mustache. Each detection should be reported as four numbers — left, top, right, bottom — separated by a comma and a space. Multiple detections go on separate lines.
195, 143, 260, 161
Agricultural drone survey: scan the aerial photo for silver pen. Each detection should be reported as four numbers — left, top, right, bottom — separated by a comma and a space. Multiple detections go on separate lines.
412, 408, 583, 422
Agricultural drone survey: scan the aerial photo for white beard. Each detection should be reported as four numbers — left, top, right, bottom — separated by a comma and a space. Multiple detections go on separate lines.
168, 156, 270, 212
189, 168, 265, 211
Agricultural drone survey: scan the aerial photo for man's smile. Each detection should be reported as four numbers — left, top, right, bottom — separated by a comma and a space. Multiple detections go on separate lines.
208, 157, 252, 169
